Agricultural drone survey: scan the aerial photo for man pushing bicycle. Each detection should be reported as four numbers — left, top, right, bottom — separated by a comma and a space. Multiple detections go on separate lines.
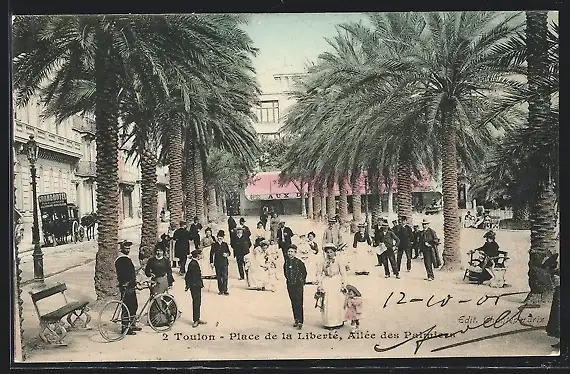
115, 240, 142, 336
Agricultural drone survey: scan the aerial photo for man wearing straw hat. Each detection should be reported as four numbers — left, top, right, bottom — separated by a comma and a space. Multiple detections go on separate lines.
322, 217, 344, 253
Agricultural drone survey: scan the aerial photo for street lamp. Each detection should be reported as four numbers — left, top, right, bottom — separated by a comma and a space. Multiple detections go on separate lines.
25, 135, 44, 282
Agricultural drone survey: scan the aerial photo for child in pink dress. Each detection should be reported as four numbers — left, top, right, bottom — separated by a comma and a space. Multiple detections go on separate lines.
344, 284, 363, 332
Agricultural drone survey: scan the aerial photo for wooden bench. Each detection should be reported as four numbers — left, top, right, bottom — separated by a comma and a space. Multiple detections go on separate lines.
29, 283, 91, 346
464, 250, 509, 288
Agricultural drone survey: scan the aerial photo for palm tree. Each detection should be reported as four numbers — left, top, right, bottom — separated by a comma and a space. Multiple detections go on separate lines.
13, 14, 261, 299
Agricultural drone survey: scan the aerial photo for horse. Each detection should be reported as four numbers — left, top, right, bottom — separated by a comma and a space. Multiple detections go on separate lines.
81, 212, 98, 241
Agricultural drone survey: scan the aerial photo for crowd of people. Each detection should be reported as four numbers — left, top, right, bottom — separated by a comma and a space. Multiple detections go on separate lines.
113, 208, 559, 352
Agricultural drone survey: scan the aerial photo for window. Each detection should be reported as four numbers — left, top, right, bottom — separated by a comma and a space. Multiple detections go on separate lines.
123, 188, 133, 218
256, 100, 279, 123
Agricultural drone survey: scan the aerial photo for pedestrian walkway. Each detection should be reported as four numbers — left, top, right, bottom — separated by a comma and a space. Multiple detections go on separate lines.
15, 216, 548, 362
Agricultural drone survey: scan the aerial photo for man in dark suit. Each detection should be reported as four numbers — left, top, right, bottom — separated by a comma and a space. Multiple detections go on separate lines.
173, 221, 191, 275
210, 230, 231, 295
114, 240, 141, 335
189, 216, 203, 251
420, 218, 439, 281
283, 245, 307, 330
185, 249, 207, 327
396, 216, 414, 273
277, 220, 294, 258
228, 214, 237, 236
239, 217, 252, 240
230, 226, 251, 280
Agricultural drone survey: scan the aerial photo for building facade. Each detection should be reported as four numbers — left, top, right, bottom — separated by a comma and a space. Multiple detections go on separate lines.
252, 72, 305, 140
12, 96, 170, 248
238, 71, 442, 217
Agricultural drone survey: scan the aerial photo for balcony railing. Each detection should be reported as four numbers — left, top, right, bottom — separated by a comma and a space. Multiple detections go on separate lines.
75, 161, 96, 177
14, 120, 83, 159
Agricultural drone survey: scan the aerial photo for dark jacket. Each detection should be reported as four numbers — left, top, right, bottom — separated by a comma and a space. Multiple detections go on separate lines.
228, 217, 237, 234
420, 227, 439, 251
173, 227, 191, 258
189, 222, 203, 243
115, 253, 136, 288
478, 241, 500, 258
353, 232, 372, 248
277, 226, 294, 249
231, 234, 251, 258
283, 257, 307, 286
375, 229, 400, 250
210, 241, 231, 267
397, 225, 414, 249
145, 257, 173, 286
185, 259, 204, 289
241, 224, 252, 239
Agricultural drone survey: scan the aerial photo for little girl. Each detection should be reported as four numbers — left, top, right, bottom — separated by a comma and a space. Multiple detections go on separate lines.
344, 284, 363, 332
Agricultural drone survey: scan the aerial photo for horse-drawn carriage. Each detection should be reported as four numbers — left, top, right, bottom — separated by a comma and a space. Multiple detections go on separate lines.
39, 193, 85, 246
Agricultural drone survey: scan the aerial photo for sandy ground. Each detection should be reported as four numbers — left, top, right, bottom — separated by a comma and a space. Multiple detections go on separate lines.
15, 215, 558, 363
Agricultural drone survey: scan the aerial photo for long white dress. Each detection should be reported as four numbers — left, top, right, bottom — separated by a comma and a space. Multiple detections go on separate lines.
244, 246, 270, 290
299, 241, 319, 284
318, 256, 347, 328
200, 236, 216, 279
352, 232, 374, 274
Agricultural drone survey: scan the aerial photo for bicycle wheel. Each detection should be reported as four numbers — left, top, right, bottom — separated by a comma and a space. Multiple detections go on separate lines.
147, 294, 178, 332
98, 300, 129, 342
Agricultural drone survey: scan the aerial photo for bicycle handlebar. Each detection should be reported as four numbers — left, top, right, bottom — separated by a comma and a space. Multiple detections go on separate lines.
136, 280, 157, 290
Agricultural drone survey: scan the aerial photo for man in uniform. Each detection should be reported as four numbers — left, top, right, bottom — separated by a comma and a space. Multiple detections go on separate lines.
284, 244, 307, 330
114, 240, 141, 335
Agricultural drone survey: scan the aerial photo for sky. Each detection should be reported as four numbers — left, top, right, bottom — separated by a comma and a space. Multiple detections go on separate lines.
241, 11, 559, 92
241, 13, 370, 91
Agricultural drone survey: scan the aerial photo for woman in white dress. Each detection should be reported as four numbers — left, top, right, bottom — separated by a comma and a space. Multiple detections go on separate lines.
351, 223, 374, 275
244, 240, 271, 291
317, 244, 347, 329
300, 232, 319, 284
253, 221, 267, 247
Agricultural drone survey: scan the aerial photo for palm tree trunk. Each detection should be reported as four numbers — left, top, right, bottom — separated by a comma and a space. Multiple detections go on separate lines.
216, 188, 225, 220
138, 141, 158, 263
525, 11, 556, 305
184, 131, 197, 220
440, 108, 461, 271
313, 186, 322, 221
299, 181, 307, 216
326, 176, 336, 219
369, 169, 380, 226
93, 29, 121, 300
351, 172, 362, 224
206, 185, 217, 223
167, 124, 184, 229
513, 204, 530, 221
193, 147, 206, 223
397, 152, 413, 220
338, 174, 349, 231
321, 186, 327, 221
307, 182, 314, 220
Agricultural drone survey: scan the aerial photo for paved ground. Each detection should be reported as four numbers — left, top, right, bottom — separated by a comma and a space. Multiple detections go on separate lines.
15, 215, 558, 363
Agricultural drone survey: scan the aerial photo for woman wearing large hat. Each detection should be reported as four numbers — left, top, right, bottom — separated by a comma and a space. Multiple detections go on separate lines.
316, 243, 347, 329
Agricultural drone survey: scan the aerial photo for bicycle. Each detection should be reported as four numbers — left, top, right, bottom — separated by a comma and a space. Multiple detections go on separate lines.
97, 280, 179, 342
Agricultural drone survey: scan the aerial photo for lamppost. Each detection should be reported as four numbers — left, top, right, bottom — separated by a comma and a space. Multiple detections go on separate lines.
25, 135, 44, 282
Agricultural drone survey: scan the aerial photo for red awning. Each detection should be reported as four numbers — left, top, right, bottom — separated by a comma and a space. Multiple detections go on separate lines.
245, 171, 438, 201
